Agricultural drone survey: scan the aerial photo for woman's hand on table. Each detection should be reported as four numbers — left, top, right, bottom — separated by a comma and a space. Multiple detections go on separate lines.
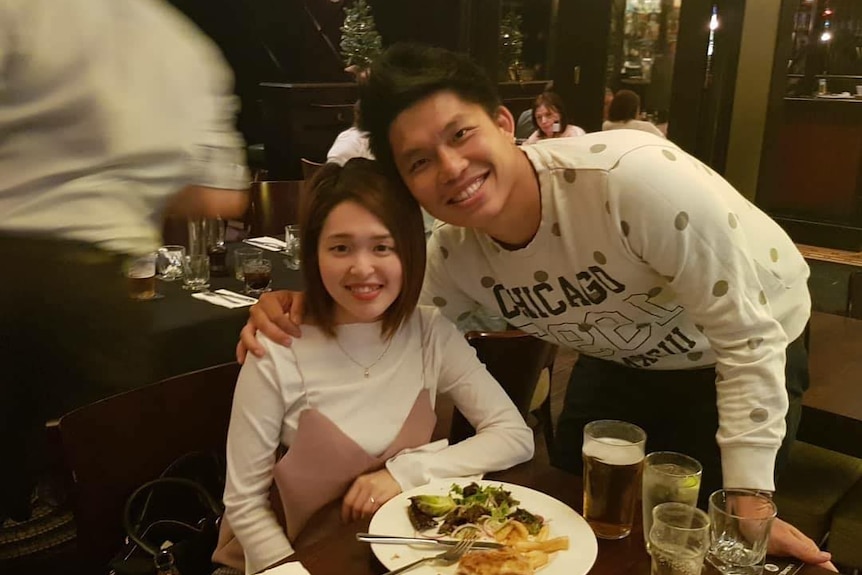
768, 518, 836, 571
341, 469, 402, 523
236, 290, 305, 363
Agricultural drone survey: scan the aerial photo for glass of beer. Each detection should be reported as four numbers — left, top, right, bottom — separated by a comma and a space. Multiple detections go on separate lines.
643, 452, 702, 552
649, 502, 710, 575
582, 419, 646, 539
127, 252, 157, 300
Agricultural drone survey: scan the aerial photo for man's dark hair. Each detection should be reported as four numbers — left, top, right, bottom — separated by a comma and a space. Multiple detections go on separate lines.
607, 89, 641, 123
359, 43, 501, 174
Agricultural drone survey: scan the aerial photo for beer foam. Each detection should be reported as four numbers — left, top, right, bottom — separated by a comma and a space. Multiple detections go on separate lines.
583, 437, 644, 466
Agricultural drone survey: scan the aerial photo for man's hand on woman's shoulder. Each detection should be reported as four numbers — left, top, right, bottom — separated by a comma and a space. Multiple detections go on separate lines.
236, 290, 306, 363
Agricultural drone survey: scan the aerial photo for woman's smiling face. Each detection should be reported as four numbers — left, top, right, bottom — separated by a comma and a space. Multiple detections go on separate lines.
318, 200, 403, 325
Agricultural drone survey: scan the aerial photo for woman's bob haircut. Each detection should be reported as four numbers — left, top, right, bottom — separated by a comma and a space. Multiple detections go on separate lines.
299, 158, 427, 339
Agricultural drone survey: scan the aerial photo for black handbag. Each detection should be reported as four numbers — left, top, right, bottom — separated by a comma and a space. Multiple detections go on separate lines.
109, 452, 225, 575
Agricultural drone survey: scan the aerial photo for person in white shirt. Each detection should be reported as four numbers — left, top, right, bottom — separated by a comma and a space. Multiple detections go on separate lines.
602, 89, 666, 138
237, 44, 836, 570
523, 91, 586, 145
213, 159, 532, 575
325, 103, 374, 165
0, 0, 248, 521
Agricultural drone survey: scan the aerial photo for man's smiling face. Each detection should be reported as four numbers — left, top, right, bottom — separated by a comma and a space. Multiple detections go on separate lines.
387, 90, 521, 234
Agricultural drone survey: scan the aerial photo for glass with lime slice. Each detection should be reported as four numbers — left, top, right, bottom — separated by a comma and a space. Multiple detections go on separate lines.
642, 451, 703, 553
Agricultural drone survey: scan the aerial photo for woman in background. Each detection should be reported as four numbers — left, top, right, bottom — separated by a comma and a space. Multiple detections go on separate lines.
523, 91, 585, 144
212, 159, 533, 575
602, 89, 665, 138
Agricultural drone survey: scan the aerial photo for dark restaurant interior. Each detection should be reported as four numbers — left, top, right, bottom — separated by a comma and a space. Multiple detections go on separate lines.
1, 1, 861, 574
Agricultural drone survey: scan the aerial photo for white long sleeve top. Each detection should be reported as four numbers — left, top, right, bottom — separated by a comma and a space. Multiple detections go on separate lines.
223, 306, 533, 573
421, 130, 811, 492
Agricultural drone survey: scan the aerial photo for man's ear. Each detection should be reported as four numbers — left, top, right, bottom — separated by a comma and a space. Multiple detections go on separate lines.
494, 105, 515, 136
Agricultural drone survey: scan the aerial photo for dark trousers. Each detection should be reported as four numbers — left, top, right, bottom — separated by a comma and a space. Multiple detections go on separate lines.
552, 334, 808, 508
0, 236, 154, 520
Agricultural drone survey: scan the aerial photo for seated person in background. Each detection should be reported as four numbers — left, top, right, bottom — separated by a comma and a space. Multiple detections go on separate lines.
212, 158, 533, 575
325, 102, 374, 166
602, 89, 665, 138
523, 91, 586, 145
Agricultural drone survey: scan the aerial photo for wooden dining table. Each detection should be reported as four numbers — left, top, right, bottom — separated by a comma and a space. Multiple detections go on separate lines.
281, 458, 838, 575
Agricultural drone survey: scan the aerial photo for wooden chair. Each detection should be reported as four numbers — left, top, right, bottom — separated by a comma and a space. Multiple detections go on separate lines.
52, 363, 241, 572
300, 158, 325, 181
449, 330, 558, 454
248, 180, 303, 237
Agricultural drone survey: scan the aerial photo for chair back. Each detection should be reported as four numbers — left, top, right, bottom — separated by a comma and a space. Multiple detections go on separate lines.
848, 271, 862, 319
56, 362, 241, 571
449, 331, 557, 443
300, 158, 325, 181
249, 180, 303, 237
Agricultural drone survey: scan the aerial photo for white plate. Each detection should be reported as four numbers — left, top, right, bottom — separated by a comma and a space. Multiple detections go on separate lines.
368, 479, 598, 575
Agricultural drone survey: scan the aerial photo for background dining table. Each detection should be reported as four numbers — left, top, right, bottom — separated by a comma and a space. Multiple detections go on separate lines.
150, 242, 302, 380
278, 458, 841, 575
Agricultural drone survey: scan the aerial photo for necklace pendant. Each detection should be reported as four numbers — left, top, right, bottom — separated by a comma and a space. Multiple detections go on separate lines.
364, 369, 370, 378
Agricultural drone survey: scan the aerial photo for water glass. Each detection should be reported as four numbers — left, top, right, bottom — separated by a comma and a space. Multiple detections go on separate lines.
707, 489, 777, 575
182, 254, 210, 291
157, 245, 186, 281
283, 224, 301, 270
582, 420, 646, 540
643, 452, 703, 552
243, 258, 272, 296
649, 502, 711, 575
126, 252, 157, 300
233, 247, 263, 281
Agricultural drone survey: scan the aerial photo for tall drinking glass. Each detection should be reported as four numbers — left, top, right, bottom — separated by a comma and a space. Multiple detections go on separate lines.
649, 502, 711, 575
643, 451, 703, 552
582, 420, 646, 539
707, 489, 777, 575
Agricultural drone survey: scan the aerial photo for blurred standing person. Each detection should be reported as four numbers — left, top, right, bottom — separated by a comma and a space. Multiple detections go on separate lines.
0, 0, 249, 521
523, 91, 586, 145
602, 89, 665, 138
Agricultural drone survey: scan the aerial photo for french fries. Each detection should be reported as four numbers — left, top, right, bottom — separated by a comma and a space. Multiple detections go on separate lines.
489, 520, 570, 571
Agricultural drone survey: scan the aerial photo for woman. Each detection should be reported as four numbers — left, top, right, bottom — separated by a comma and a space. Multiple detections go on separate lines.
523, 91, 585, 144
212, 159, 533, 574
601, 89, 665, 138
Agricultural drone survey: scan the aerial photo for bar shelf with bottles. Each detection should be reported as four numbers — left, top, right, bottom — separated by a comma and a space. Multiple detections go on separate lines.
758, 0, 862, 250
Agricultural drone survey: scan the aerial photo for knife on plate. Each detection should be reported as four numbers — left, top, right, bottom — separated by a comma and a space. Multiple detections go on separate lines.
356, 533, 504, 549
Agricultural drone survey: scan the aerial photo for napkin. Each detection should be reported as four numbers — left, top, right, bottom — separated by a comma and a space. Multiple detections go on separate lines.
191, 289, 257, 308
244, 236, 286, 251
260, 562, 311, 575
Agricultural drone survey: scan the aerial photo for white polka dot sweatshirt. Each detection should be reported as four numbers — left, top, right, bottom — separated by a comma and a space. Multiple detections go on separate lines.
421, 130, 811, 492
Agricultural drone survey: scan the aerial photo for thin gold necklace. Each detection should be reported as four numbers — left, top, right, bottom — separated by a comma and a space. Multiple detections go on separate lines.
335, 335, 394, 378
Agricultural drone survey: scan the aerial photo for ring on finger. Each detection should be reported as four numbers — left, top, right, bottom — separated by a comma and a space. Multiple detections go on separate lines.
369, 496, 376, 505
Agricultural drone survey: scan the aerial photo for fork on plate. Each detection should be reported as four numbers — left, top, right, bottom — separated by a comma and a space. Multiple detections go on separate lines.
381, 532, 477, 575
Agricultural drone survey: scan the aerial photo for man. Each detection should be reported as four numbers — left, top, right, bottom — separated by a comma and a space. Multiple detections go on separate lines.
238, 44, 833, 568
0, 0, 248, 520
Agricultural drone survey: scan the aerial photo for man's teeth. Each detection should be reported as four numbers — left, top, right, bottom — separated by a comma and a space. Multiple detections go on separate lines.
452, 176, 485, 203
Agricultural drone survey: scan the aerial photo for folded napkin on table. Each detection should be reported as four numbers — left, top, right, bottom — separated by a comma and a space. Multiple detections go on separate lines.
244, 236, 286, 251
191, 289, 256, 308
260, 562, 311, 575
